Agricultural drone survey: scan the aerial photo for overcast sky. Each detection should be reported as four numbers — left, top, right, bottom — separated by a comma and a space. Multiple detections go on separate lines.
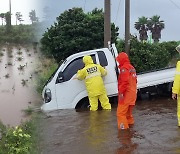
0, 0, 41, 24
36, 0, 180, 42
1, 0, 180, 42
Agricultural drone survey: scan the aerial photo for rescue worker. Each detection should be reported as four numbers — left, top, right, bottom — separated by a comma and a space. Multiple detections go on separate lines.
116, 52, 137, 130
75, 55, 111, 111
172, 44, 180, 128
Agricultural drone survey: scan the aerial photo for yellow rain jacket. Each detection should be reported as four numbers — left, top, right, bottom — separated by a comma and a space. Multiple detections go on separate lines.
77, 55, 107, 97
172, 61, 180, 94
172, 61, 180, 126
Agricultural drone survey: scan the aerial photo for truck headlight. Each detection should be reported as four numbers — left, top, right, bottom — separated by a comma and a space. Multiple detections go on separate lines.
44, 89, 51, 103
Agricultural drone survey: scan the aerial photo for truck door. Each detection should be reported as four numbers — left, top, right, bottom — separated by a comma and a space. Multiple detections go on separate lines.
55, 55, 96, 109
97, 50, 118, 96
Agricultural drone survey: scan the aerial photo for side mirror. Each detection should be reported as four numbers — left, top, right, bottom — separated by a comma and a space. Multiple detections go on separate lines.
56, 72, 64, 83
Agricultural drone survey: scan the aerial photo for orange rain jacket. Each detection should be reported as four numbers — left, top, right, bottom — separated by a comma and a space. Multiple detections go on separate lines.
116, 52, 137, 105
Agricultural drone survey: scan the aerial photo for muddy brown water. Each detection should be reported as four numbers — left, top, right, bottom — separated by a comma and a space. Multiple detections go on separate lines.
0, 44, 40, 126
1, 45, 179, 153
39, 98, 180, 154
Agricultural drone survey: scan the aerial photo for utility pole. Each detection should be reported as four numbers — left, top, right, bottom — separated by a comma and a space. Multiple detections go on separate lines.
104, 0, 111, 48
125, 0, 130, 55
9, 0, 11, 25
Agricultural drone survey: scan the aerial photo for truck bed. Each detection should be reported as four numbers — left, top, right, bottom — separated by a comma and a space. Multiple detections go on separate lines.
137, 67, 176, 89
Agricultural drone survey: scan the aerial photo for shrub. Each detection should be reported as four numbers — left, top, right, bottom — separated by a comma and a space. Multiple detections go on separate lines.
5, 126, 31, 154
159, 41, 179, 59
0, 114, 41, 154
116, 36, 174, 73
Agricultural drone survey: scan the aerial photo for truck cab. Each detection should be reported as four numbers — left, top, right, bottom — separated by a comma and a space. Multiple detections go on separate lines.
41, 44, 119, 111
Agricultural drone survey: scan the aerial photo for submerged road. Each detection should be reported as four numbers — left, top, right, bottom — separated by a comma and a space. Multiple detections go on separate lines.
39, 97, 180, 154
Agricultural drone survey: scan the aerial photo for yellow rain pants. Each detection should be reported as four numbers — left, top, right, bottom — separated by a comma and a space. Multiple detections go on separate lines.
177, 97, 180, 126
172, 61, 180, 126
77, 55, 111, 111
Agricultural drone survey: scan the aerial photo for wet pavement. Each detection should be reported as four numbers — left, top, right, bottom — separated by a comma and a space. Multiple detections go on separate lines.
0, 44, 40, 126
39, 97, 180, 154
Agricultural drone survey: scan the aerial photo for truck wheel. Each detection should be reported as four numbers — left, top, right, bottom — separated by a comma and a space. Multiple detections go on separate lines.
81, 101, 90, 109
75, 97, 90, 110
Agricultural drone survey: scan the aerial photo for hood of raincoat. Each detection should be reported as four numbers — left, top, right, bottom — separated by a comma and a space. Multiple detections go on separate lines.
83, 55, 94, 66
116, 52, 130, 68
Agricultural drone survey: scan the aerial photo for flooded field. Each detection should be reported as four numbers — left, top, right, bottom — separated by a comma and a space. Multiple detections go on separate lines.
39, 98, 180, 154
0, 44, 41, 126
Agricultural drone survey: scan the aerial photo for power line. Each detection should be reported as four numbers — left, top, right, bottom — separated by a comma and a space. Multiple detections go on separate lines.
115, 0, 122, 23
168, 0, 180, 11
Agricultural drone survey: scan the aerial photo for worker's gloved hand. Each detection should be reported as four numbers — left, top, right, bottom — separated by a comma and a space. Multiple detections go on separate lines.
172, 93, 177, 100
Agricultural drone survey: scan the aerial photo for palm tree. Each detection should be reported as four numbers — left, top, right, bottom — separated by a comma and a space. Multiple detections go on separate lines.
0, 13, 5, 25
147, 15, 165, 43
15, 12, 23, 25
134, 16, 148, 42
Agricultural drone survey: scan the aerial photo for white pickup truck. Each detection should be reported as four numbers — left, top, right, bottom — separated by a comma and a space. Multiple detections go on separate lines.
41, 44, 175, 111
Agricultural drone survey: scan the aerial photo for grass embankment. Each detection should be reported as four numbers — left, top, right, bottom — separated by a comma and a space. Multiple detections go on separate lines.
35, 57, 58, 93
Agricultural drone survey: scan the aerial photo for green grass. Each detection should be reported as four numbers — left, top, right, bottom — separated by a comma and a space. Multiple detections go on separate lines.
36, 57, 58, 93
22, 106, 34, 116
0, 112, 42, 154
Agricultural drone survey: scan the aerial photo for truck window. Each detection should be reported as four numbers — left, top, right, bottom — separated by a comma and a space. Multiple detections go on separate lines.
97, 51, 108, 66
62, 55, 96, 82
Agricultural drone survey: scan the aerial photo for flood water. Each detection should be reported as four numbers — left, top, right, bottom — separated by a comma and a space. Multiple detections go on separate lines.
0, 44, 40, 126
39, 98, 180, 154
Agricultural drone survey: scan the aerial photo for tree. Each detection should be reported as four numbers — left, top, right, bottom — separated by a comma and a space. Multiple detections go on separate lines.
134, 16, 148, 41
15, 12, 24, 25
116, 36, 171, 73
41, 8, 119, 62
0, 13, 5, 25
5, 12, 11, 33
29, 10, 38, 24
147, 15, 165, 43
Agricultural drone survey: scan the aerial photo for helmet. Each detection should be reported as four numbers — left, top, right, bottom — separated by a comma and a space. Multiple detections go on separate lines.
176, 44, 180, 52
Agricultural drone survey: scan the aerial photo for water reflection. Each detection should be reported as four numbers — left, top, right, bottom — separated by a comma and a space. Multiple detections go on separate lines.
85, 111, 111, 150
82, 110, 138, 153
116, 129, 137, 154
174, 129, 180, 154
